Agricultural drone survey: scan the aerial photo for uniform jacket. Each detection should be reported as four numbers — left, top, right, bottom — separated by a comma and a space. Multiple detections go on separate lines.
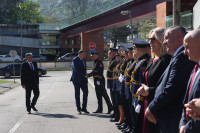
106, 57, 116, 89
125, 59, 136, 86
71, 56, 87, 85
148, 47, 195, 133
88, 58, 104, 83
130, 53, 150, 96
179, 68, 200, 133
21, 62, 39, 88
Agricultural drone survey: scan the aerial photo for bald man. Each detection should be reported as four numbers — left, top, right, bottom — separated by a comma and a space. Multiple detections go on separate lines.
179, 29, 200, 133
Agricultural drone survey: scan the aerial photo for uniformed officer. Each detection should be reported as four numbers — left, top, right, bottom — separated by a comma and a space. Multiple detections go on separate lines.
110, 52, 122, 122
116, 46, 130, 125
129, 38, 150, 133
120, 46, 137, 132
86, 50, 113, 114
107, 48, 118, 117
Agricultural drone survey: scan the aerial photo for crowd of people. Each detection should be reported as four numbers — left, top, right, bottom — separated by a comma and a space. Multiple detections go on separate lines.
69, 25, 200, 133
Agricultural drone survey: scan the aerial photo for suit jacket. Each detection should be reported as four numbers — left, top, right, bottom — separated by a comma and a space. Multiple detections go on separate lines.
179, 69, 200, 133
148, 47, 195, 133
145, 54, 172, 102
71, 56, 88, 85
21, 62, 39, 88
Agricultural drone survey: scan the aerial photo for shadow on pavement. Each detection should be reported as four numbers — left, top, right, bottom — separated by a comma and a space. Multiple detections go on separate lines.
32, 112, 78, 119
86, 113, 111, 118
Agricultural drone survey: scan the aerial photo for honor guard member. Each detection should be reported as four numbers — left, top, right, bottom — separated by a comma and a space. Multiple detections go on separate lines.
110, 52, 122, 122
130, 38, 150, 133
116, 46, 131, 125
121, 46, 137, 133
107, 48, 118, 117
86, 50, 113, 114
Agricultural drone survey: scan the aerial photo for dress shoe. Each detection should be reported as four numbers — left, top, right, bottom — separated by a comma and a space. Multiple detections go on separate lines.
77, 110, 81, 115
31, 106, 38, 111
122, 126, 131, 132
81, 109, 89, 114
122, 127, 132, 133
118, 124, 127, 130
110, 117, 119, 122
93, 110, 102, 113
115, 122, 122, 126
27, 111, 31, 114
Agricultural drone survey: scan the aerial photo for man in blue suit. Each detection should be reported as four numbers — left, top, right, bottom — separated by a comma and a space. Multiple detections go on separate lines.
71, 50, 89, 114
145, 26, 195, 133
179, 29, 200, 133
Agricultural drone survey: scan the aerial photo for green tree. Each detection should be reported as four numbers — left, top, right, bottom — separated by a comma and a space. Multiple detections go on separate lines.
106, 26, 131, 48
134, 18, 156, 40
6, 0, 46, 24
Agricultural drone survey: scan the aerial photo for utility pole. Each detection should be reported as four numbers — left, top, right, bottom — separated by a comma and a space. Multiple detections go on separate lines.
173, 0, 181, 25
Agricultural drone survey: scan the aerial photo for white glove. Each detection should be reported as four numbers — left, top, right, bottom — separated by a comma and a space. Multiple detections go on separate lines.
97, 81, 100, 85
119, 74, 124, 83
135, 104, 141, 113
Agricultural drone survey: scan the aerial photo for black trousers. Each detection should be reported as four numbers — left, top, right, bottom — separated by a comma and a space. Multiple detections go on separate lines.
94, 78, 112, 111
73, 81, 88, 111
111, 79, 119, 117
25, 85, 40, 112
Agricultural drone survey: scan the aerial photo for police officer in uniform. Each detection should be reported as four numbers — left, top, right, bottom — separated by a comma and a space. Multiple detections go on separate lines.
116, 46, 130, 125
86, 50, 113, 114
130, 38, 150, 133
110, 52, 122, 122
107, 48, 118, 117
120, 47, 137, 132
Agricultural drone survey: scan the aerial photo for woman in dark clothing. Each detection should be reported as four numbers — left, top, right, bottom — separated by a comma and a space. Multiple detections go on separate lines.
136, 27, 172, 133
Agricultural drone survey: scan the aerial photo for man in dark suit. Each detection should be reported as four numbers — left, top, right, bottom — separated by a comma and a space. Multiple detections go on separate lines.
71, 50, 89, 114
145, 26, 195, 133
21, 53, 39, 114
179, 29, 200, 133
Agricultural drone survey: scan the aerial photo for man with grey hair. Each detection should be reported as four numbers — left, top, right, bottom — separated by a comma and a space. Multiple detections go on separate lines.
21, 53, 40, 114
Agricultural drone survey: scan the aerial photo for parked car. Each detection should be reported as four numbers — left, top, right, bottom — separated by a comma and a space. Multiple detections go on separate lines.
0, 55, 21, 62
0, 63, 47, 78
23, 54, 47, 62
57, 52, 78, 61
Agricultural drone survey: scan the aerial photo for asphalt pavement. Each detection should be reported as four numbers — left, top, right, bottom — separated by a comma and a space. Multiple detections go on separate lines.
0, 81, 20, 94
0, 71, 121, 133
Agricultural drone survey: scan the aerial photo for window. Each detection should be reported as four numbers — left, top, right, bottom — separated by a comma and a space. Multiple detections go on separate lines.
65, 40, 69, 45
72, 39, 76, 45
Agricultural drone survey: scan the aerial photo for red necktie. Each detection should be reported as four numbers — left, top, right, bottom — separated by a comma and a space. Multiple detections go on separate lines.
186, 64, 199, 121
188, 64, 199, 98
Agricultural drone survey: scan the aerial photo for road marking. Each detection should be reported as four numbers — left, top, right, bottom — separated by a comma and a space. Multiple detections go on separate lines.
8, 120, 23, 133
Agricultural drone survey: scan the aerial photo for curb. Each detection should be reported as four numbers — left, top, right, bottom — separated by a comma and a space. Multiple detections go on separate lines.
0, 82, 20, 94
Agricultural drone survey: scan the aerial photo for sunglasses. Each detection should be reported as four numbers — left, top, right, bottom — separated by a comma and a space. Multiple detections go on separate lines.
148, 37, 156, 42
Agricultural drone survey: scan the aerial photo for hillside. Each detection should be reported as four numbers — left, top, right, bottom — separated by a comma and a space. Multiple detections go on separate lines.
36, 0, 132, 25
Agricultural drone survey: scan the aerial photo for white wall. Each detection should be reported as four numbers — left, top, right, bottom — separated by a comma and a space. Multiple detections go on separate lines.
193, 1, 200, 29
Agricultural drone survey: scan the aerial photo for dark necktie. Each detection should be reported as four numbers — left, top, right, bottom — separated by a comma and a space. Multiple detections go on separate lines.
186, 63, 199, 121
82, 60, 85, 68
30, 63, 34, 70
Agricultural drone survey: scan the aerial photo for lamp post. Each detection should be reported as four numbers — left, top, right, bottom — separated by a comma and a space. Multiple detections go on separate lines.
121, 10, 133, 39
173, 0, 180, 25
19, 5, 23, 61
